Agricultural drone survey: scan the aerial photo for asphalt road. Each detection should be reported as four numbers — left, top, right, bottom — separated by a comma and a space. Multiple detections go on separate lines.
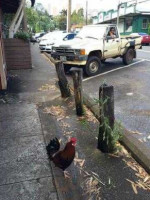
82, 46, 150, 148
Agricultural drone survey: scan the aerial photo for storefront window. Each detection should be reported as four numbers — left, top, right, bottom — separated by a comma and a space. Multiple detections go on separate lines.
125, 18, 133, 32
142, 19, 148, 29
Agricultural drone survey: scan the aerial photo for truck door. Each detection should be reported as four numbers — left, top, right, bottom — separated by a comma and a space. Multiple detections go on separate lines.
104, 27, 121, 58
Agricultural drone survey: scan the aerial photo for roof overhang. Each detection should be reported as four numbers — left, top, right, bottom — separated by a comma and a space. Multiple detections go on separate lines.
1, 0, 35, 13
1, 0, 20, 13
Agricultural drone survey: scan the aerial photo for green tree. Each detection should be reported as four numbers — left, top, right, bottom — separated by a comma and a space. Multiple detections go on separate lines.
71, 8, 84, 25
25, 3, 54, 32
60, 9, 67, 16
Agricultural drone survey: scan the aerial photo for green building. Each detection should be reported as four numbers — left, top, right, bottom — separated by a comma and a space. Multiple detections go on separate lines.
92, 2, 150, 35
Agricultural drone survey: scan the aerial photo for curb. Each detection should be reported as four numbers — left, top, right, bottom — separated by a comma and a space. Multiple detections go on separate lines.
83, 91, 150, 174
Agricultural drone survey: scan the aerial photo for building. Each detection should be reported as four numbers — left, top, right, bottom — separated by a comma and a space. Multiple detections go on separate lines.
92, 2, 150, 35
0, 0, 35, 90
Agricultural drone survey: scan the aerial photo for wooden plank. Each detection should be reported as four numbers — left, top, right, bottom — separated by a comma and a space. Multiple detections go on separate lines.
4, 38, 32, 70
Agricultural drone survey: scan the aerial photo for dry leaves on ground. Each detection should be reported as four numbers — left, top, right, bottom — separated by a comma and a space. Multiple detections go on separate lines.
130, 130, 143, 135
124, 159, 150, 193
38, 84, 57, 91
43, 105, 67, 120
82, 176, 101, 200
74, 153, 103, 200
78, 105, 98, 124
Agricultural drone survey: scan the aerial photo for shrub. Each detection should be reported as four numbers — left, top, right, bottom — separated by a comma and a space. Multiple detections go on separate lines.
14, 31, 31, 42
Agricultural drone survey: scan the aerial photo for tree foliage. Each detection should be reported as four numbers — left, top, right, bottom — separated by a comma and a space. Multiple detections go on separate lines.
71, 8, 84, 25
25, 3, 92, 33
26, 2, 54, 33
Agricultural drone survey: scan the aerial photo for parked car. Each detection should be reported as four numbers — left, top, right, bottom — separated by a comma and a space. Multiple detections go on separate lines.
31, 32, 45, 43
37, 32, 53, 43
39, 31, 66, 43
39, 32, 76, 53
130, 32, 150, 45
45, 33, 76, 53
51, 24, 142, 76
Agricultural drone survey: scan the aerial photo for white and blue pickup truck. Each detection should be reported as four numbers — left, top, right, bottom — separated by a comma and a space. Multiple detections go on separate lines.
51, 24, 142, 76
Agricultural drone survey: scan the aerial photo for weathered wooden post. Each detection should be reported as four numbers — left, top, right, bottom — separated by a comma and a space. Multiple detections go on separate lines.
55, 61, 71, 98
45, 54, 71, 98
70, 68, 84, 116
97, 83, 115, 153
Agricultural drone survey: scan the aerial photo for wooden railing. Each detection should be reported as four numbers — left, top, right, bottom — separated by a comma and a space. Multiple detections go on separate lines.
9, 0, 25, 38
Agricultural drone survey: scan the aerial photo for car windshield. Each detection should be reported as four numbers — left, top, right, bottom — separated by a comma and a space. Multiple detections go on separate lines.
76, 26, 106, 39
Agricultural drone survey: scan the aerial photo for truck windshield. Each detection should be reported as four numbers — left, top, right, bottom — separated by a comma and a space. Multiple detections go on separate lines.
76, 26, 106, 39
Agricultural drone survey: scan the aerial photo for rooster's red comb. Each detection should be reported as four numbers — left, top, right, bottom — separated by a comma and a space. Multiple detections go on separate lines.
70, 137, 77, 143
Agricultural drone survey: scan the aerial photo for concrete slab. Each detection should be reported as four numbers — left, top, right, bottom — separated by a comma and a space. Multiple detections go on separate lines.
0, 44, 60, 200
0, 149, 51, 185
0, 177, 58, 200
0, 135, 46, 165
0, 103, 38, 121
0, 115, 42, 139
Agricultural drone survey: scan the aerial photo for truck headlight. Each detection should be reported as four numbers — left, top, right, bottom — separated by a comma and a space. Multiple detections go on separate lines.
80, 49, 85, 55
74, 49, 86, 55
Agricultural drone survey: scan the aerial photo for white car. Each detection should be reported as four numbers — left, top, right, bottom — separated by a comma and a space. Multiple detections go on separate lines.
39, 31, 65, 52
37, 32, 52, 43
45, 33, 76, 53
39, 32, 76, 53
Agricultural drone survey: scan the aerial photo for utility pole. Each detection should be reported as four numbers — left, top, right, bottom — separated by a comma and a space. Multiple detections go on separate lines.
117, 0, 139, 27
117, 1, 121, 27
22, 1, 28, 32
86, 1, 88, 25
67, 0, 71, 32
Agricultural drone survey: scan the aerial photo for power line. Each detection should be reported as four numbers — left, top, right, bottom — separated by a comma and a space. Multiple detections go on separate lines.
137, 0, 150, 4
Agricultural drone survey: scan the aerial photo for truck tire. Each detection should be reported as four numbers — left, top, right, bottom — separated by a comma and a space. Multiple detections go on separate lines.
84, 56, 102, 76
123, 48, 135, 65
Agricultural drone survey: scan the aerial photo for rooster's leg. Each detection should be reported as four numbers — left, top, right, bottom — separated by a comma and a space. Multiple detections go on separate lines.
63, 170, 71, 179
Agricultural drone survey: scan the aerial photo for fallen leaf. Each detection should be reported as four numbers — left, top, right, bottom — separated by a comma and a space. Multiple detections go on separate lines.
131, 183, 138, 194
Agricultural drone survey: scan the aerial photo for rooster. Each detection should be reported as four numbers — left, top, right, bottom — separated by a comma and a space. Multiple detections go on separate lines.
46, 137, 77, 178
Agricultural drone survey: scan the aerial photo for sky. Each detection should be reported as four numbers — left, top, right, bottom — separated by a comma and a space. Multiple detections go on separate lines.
36, 0, 119, 15
35, 0, 150, 16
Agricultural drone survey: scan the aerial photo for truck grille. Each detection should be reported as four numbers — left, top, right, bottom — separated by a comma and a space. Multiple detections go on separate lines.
55, 48, 75, 55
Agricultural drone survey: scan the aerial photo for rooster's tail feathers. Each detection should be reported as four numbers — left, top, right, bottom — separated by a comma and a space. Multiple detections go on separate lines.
46, 137, 60, 159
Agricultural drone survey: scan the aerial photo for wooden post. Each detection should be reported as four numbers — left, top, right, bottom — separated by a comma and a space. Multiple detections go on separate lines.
44, 53, 71, 98
70, 68, 84, 116
55, 61, 71, 98
98, 84, 115, 153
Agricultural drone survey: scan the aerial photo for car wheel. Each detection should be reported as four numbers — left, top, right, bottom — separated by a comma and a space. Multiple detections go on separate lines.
84, 56, 102, 76
122, 48, 135, 65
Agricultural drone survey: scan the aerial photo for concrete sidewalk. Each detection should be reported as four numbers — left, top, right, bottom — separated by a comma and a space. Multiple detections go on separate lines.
0, 44, 60, 200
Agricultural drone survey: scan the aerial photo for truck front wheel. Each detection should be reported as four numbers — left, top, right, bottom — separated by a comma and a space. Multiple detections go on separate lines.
84, 56, 102, 76
123, 48, 135, 65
